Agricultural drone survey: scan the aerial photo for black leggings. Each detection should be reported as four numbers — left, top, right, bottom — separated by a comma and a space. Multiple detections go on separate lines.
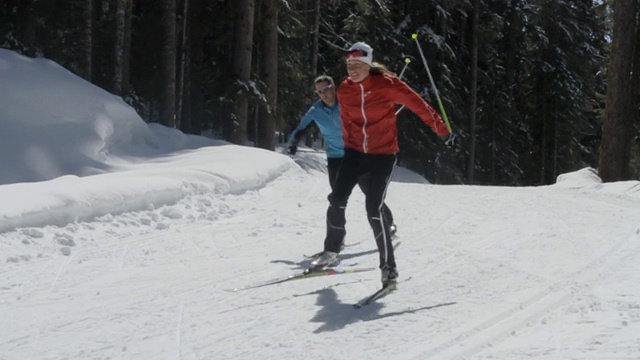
325, 148, 397, 269
327, 157, 394, 226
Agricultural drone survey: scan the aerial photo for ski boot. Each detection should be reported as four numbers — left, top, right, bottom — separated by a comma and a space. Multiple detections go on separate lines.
381, 265, 399, 289
305, 251, 338, 274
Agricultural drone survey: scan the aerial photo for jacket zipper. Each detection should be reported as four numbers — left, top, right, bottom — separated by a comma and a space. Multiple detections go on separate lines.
359, 83, 369, 153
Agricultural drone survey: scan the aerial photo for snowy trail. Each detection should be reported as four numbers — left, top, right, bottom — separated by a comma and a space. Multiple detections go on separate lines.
1, 162, 640, 359
407, 227, 640, 359
1, 164, 339, 359
397, 186, 640, 359
3, 47, 639, 359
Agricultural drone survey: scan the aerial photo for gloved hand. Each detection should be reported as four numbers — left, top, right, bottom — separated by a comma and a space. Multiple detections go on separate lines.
442, 133, 458, 148
287, 144, 297, 155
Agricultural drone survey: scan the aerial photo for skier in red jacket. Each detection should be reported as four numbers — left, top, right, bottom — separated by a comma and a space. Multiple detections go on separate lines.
308, 41, 456, 288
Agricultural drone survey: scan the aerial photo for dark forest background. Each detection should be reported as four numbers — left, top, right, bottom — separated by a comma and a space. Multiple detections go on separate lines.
1, 0, 638, 185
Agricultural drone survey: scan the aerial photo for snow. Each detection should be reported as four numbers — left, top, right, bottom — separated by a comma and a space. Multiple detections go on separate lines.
1, 48, 640, 360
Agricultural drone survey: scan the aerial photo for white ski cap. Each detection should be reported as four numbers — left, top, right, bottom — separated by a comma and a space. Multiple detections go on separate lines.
346, 42, 373, 66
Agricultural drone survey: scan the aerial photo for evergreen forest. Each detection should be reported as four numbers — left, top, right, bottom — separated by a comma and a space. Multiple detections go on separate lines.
1, 0, 638, 185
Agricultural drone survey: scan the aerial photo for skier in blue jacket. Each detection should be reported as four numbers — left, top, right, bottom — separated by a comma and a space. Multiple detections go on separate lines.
287, 75, 396, 236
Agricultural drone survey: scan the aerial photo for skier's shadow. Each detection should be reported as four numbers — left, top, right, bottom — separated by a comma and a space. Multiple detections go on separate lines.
306, 288, 456, 333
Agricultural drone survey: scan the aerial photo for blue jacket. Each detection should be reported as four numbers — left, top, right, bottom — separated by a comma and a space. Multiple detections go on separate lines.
288, 100, 344, 158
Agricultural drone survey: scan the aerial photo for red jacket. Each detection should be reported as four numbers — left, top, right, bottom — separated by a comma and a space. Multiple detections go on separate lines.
337, 72, 449, 154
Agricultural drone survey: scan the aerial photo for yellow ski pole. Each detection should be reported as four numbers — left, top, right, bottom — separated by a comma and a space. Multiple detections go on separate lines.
396, 57, 412, 115
411, 33, 453, 133
398, 57, 411, 79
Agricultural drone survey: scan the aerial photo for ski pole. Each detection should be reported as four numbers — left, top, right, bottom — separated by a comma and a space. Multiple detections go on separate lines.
395, 58, 411, 115
411, 33, 453, 133
398, 57, 411, 79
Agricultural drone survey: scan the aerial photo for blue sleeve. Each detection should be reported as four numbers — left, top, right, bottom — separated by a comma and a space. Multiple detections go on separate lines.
288, 107, 317, 145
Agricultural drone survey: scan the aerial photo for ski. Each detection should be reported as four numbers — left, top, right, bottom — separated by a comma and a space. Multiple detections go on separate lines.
304, 242, 361, 259
353, 284, 397, 309
226, 267, 376, 292
304, 239, 399, 259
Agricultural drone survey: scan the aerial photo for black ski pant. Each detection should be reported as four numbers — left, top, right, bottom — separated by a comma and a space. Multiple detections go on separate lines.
324, 148, 397, 269
327, 157, 395, 226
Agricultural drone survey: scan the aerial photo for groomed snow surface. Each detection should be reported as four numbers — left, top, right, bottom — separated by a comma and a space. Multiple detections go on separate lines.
1, 48, 640, 360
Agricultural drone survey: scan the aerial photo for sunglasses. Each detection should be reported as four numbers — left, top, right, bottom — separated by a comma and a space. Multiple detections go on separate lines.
346, 50, 368, 59
315, 84, 333, 94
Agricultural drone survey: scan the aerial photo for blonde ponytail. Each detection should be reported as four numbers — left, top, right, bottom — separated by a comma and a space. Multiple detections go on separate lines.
369, 62, 396, 76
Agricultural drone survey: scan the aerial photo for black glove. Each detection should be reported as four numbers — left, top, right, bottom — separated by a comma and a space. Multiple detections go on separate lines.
287, 144, 297, 155
442, 133, 458, 148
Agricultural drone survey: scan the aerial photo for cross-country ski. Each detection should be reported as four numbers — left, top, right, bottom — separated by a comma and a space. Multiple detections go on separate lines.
225, 267, 376, 292
354, 284, 398, 309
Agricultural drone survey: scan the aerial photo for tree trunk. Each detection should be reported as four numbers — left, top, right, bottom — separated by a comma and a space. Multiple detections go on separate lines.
176, 0, 189, 129
122, 0, 132, 95
635, 6, 640, 125
547, 98, 557, 185
310, 0, 320, 77
181, 59, 192, 134
19, 0, 37, 53
257, 0, 278, 150
467, 0, 479, 184
160, 0, 177, 127
83, 0, 93, 81
490, 87, 497, 184
503, 0, 522, 184
113, 0, 126, 95
634, 15, 640, 177
540, 75, 552, 184
538, 65, 558, 185
189, 0, 204, 135
599, 0, 637, 181
227, 0, 255, 144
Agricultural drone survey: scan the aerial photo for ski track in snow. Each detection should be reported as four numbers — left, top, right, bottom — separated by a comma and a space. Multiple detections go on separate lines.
1, 163, 640, 359
406, 224, 640, 359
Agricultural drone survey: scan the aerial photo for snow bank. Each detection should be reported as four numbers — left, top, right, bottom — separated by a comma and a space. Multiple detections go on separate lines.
0, 48, 155, 185
0, 146, 297, 233
555, 167, 602, 186
0, 49, 299, 233
554, 167, 640, 199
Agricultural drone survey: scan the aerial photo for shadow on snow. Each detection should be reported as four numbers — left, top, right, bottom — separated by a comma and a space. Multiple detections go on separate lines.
302, 287, 456, 333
